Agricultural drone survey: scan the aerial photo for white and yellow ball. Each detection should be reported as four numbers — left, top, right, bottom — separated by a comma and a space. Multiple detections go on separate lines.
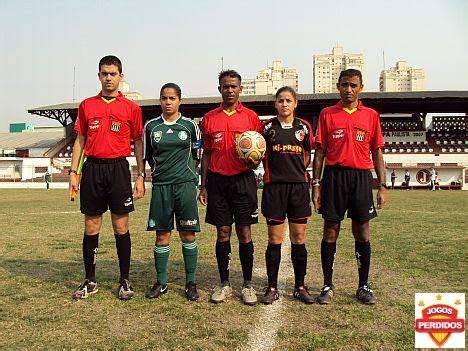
236, 131, 266, 161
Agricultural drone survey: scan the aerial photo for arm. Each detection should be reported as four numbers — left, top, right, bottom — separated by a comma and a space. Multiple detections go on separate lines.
311, 145, 325, 212
69, 133, 86, 197
133, 138, 145, 200
371, 148, 387, 209
197, 149, 211, 206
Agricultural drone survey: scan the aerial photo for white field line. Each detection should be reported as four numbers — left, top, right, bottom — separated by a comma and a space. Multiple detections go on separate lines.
0, 210, 81, 216
244, 225, 293, 351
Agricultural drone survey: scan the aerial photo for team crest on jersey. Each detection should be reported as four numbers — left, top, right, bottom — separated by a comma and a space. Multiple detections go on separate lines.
355, 128, 366, 142
178, 131, 188, 140
153, 131, 162, 143
110, 120, 121, 132
295, 129, 305, 141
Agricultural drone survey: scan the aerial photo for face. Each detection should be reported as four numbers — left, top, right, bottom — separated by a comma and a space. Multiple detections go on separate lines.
218, 76, 242, 106
337, 75, 363, 105
275, 91, 297, 118
160, 88, 181, 116
98, 64, 123, 94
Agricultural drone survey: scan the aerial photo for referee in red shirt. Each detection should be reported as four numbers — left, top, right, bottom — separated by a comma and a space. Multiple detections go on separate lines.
69, 55, 145, 300
199, 70, 261, 305
312, 69, 387, 305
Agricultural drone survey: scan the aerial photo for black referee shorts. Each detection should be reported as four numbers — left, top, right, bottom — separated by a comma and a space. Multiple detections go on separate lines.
262, 182, 311, 224
320, 166, 377, 222
80, 157, 134, 216
205, 170, 258, 227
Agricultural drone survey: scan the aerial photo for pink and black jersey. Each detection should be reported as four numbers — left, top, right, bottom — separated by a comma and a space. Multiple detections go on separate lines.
262, 117, 314, 184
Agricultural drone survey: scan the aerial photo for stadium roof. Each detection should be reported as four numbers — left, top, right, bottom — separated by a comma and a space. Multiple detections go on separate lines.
0, 131, 64, 150
28, 90, 468, 126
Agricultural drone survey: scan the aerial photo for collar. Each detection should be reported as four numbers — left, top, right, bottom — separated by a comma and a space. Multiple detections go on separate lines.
97, 91, 124, 100
336, 100, 363, 112
161, 113, 182, 125
216, 101, 244, 115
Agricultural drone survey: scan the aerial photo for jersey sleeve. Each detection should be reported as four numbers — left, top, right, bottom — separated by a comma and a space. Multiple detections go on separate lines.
191, 120, 202, 161
130, 105, 143, 141
315, 110, 328, 151
74, 101, 88, 135
370, 112, 385, 150
201, 114, 212, 152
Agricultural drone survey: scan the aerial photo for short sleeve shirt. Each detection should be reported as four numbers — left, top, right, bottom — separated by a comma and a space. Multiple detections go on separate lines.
315, 101, 384, 169
74, 92, 143, 158
201, 102, 261, 176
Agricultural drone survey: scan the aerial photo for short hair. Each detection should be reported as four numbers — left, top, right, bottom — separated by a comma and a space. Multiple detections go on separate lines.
275, 86, 297, 100
160, 83, 182, 99
218, 69, 242, 85
338, 69, 362, 85
99, 55, 122, 73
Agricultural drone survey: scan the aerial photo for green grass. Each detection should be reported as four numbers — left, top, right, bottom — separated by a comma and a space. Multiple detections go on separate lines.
0, 189, 466, 349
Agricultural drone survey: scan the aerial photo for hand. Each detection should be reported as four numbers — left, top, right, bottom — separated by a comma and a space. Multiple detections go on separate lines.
198, 187, 208, 206
244, 156, 261, 169
312, 186, 321, 212
69, 174, 79, 200
133, 176, 145, 200
377, 187, 387, 209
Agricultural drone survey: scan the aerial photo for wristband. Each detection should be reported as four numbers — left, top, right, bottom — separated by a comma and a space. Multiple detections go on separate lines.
312, 179, 321, 187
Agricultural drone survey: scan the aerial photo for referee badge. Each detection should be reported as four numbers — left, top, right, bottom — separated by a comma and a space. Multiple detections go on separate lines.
110, 119, 122, 132
355, 128, 366, 142
153, 131, 162, 143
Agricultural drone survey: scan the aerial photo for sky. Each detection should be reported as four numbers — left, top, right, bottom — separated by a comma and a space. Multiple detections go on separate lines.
0, 0, 467, 131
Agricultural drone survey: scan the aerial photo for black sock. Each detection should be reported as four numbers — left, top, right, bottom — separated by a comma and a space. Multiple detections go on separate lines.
265, 243, 281, 289
239, 241, 254, 284
321, 241, 336, 286
83, 233, 99, 282
291, 243, 307, 288
216, 240, 231, 283
115, 232, 131, 281
355, 241, 371, 287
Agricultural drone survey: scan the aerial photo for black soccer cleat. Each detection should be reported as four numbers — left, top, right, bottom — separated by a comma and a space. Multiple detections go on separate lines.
356, 284, 376, 305
146, 282, 168, 299
118, 279, 135, 300
261, 287, 279, 305
185, 282, 199, 301
73, 279, 98, 300
317, 284, 335, 305
293, 285, 315, 304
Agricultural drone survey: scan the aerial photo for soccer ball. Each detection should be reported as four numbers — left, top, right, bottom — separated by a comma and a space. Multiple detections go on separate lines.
236, 131, 266, 161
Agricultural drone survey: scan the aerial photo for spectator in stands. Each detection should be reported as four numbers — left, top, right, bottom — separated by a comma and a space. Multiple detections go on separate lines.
69, 55, 145, 301
391, 170, 396, 190
44, 171, 51, 190
430, 167, 437, 191
404, 169, 411, 189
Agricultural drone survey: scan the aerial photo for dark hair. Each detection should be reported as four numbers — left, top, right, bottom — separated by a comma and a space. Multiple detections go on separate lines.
160, 83, 182, 99
99, 55, 122, 73
338, 69, 362, 84
218, 69, 242, 84
275, 86, 297, 100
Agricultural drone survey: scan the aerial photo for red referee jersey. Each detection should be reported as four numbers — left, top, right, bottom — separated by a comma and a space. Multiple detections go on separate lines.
315, 101, 384, 169
201, 102, 261, 176
75, 92, 143, 158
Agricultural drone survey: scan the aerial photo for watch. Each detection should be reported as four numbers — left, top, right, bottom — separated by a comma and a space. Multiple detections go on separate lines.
312, 179, 321, 187
68, 169, 77, 175
138, 172, 146, 179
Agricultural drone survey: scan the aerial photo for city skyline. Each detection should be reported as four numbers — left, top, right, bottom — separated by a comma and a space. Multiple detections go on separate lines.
0, 0, 467, 131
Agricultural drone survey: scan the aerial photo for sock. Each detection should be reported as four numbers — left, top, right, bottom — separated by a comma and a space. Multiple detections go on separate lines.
115, 232, 131, 281
355, 241, 371, 287
291, 243, 307, 288
182, 240, 198, 284
83, 233, 99, 282
265, 243, 281, 289
239, 241, 254, 284
215, 240, 231, 283
154, 243, 170, 286
321, 241, 336, 286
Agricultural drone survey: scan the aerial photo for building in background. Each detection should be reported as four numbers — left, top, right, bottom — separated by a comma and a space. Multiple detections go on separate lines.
242, 60, 298, 95
119, 81, 142, 101
313, 46, 365, 93
379, 61, 426, 92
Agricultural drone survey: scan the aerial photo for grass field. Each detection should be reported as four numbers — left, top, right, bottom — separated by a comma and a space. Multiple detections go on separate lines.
0, 188, 466, 349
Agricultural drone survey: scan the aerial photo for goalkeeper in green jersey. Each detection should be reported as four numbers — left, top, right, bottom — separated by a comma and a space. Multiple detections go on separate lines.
143, 83, 202, 301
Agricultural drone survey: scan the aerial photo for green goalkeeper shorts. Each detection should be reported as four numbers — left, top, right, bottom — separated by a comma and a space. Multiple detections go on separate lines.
146, 181, 200, 232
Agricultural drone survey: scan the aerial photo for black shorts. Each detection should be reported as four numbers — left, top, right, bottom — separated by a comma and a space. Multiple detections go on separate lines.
205, 170, 258, 227
319, 166, 377, 222
262, 182, 311, 223
80, 157, 134, 216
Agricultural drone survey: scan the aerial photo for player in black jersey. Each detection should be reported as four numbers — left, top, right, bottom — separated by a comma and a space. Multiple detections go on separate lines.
260, 86, 315, 304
